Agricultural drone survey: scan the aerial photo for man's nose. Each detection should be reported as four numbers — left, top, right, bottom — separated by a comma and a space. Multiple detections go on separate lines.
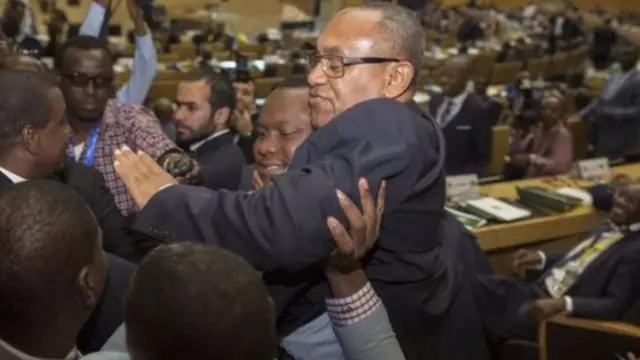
257, 137, 277, 156
307, 63, 327, 87
84, 82, 96, 95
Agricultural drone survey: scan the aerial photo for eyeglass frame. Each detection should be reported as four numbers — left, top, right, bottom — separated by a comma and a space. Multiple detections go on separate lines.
308, 52, 403, 78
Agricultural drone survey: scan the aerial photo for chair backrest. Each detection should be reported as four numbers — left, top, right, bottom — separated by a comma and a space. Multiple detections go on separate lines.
483, 126, 509, 177
541, 316, 640, 360
567, 116, 589, 161
490, 61, 523, 85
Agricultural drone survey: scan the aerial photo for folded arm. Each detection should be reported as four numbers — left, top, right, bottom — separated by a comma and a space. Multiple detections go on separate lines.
530, 130, 573, 175
602, 95, 640, 121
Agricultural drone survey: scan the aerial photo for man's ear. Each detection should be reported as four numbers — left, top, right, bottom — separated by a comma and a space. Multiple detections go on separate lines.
383, 61, 414, 99
213, 107, 231, 127
21, 125, 39, 155
77, 266, 99, 310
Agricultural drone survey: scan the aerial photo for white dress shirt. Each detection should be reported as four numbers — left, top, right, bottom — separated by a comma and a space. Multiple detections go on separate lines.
189, 129, 231, 152
437, 91, 468, 127
0, 167, 26, 183
0, 336, 80, 360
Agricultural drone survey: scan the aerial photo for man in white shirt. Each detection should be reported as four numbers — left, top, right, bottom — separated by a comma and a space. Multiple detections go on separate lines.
174, 70, 246, 191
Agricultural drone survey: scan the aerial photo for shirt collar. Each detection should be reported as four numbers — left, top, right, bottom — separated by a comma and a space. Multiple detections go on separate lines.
189, 129, 231, 152
446, 91, 468, 106
0, 337, 80, 360
0, 167, 27, 183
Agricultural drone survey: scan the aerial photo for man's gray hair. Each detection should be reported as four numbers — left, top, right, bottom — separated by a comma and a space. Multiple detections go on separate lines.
341, 2, 425, 79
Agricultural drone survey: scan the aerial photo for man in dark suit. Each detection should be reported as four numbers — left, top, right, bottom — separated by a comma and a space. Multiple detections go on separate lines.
474, 76, 504, 125
478, 182, 640, 342
0, 69, 136, 353
581, 46, 640, 158
591, 18, 618, 70
548, 12, 585, 53
0, 181, 108, 360
174, 70, 246, 191
428, 56, 493, 176
121, 3, 489, 359
457, 14, 485, 45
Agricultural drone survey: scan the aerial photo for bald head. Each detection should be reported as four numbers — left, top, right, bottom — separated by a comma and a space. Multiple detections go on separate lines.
3, 55, 45, 72
335, 2, 425, 79
0, 180, 104, 345
438, 56, 471, 97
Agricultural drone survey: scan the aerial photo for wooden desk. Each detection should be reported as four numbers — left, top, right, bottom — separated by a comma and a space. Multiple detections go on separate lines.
476, 163, 640, 273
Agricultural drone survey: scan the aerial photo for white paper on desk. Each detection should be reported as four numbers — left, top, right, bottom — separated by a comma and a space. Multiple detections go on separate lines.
555, 187, 593, 205
446, 174, 479, 202
466, 197, 531, 222
576, 157, 610, 182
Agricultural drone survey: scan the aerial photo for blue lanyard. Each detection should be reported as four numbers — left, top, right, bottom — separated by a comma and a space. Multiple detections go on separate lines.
68, 125, 100, 166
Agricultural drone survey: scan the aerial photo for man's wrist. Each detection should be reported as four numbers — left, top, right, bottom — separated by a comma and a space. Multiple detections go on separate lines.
563, 296, 574, 314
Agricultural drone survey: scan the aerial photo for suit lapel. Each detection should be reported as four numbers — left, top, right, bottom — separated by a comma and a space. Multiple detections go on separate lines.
427, 95, 442, 120
572, 231, 634, 289
442, 96, 469, 129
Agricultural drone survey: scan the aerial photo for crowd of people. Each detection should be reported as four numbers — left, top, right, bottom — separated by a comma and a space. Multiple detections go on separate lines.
0, 0, 639, 359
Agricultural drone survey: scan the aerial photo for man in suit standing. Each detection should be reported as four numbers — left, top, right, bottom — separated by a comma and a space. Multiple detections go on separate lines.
174, 70, 246, 191
119, 3, 489, 359
474, 76, 504, 125
0, 69, 136, 353
591, 18, 618, 70
478, 182, 640, 342
0, 181, 108, 360
429, 56, 493, 176
581, 46, 640, 158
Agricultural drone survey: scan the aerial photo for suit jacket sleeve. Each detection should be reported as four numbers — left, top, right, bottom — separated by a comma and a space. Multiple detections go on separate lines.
334, 305, 406, 360
462, 103, 492, 175
604, 86, 640, 121
571, 247, 640, 319
88, 169, 142, 263
133, 138, 411, 272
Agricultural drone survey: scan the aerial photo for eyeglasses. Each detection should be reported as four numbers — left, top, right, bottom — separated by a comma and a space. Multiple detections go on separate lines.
308, 52, 401, 78
63, 72, 114, 89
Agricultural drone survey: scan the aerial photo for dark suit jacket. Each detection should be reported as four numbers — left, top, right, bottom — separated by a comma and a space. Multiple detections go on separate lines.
535, 230, 640, 319
0, 163, 136, 353
479, 95, 504, 126
133, 98, 487, 359
0, 163, 145, 262
457, 19, 484, 44
428, 93, 493, 175
193, 131, 246, 191
592, 24, 617, 56
478, 228, 640, 341
584, 69, 640, 157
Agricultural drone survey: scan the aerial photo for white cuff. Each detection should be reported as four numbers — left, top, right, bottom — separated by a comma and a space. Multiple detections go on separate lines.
531, 251, 547, 270
564, 296, 574, 314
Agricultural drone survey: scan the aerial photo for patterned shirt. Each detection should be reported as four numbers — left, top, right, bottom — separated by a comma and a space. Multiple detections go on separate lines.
69, 100, 176, 216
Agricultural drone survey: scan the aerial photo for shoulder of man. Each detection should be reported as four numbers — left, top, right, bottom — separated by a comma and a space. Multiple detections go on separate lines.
106, 100, 159, 127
